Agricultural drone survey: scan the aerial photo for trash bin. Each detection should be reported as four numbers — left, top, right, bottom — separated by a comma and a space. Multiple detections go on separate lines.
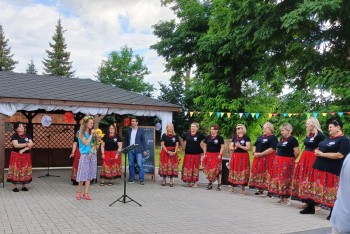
221, 158, 230, 185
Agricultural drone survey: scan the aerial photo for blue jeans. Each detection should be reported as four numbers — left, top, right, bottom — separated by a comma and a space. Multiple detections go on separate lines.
128, 150, 144, 182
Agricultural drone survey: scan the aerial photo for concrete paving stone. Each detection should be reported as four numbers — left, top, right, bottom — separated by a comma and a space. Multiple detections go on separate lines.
0, 169, 332, 233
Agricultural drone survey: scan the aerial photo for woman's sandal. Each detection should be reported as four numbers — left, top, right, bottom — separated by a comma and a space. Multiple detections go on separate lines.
240, 189, 246, 195
206, 183, 213, 190
229, 187, 235, 193
83, 193, 91, 200
100, 183, 105, 186
192, 183, 198, 188
108, 182, 113, 186
216, 184, 222, 191
75, 192, 81, 200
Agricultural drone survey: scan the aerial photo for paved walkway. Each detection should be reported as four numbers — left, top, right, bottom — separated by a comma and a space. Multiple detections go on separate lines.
0, 169, 331, 234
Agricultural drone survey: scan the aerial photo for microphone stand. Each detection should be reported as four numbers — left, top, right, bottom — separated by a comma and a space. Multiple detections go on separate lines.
109, 144, 142, 207
38, 133, 60, 178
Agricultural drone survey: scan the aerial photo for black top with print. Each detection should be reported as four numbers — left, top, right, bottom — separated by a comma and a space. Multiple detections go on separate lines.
205, 135, 225, 153
254, 135, 278, 153
11, 133, 31, 153
183, 132, 205, 154
102, 134, 122, 151
304, 132, 325, 151
276, 136, 299, 157
232, 135, 251, 153
313, 136, 350, 176
161, 134, 180, 147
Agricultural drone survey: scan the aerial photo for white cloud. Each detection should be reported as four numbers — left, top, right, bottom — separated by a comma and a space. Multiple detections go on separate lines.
0, 0, 175, 94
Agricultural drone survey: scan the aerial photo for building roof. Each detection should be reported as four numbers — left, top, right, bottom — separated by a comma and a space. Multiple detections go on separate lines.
0, 71, 180, 112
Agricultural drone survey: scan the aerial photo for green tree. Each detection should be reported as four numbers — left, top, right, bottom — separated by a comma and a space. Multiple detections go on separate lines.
26, 59, 38, 74
0, 25, 18, 71
42, 19, 75, 78
96, 46, 154, 96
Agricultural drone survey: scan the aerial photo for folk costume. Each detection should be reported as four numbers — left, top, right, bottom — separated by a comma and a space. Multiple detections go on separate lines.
70, 137, 81, 184
100, 134, 123, 180
291, 132, 325, 201
159, 133, 180, 177
7, 133, 32, 185
249, 134, 278, 191
228, 135, 251, 187
181, 132, 205, 183
202, 135, 224, 183
268, 136, 298, 198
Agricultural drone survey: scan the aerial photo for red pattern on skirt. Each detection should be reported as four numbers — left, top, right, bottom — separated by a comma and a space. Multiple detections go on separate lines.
159, 147, 179, 177
228, 152, 250, 186
291, 150, 315, 201
100, 151, 122, 179
307, 169, 339, 208
7, 151, 32, 184
268, 156, 295, 196
249, 151, 276, 190
181, 154, 201, 182
71, 148, 81, 182
202, 152, 222, 182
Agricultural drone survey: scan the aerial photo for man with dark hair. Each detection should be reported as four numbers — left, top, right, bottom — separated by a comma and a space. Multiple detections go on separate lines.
126, 117, 147, 185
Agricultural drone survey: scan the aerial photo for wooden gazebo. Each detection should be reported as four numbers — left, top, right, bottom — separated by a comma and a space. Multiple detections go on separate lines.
0, 71, 181, 187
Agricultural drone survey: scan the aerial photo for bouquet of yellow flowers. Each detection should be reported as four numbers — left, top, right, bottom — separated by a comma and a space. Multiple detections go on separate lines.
90, 129, 104, 155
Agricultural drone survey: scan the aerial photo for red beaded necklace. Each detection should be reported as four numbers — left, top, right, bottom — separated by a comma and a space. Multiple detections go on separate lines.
210, 134, 217, 139
281, 135, 290, 142
307, 132, 315, 138
262, 134, 271, 138
330, 134, 343, 139
236, 134, 244, 141
109, 134, 115, 138
18, 133, 25, 139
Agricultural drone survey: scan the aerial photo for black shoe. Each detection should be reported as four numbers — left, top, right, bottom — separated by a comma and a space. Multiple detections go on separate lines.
21, 187, 29, 191
13, 188, 19, 192
327, 213, 331, 220
72, 181, 78, 185
128, 180, 134, 183
300, 205, 315, 214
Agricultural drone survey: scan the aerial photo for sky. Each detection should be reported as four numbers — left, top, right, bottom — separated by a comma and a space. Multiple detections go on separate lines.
0, 0, 175, 95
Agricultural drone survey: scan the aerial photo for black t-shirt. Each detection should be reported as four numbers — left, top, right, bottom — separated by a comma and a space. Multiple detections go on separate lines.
204, 135, 225, 153
102, 134, 122, 151
254, 135, 278, 153
304, 132, 325, 151
11, 133, 31, 153
183, 132, 205, 154
276, 136, 299, 157
313, 136, 350, 176
161, 134, 179, 147
231, 135, 251, 153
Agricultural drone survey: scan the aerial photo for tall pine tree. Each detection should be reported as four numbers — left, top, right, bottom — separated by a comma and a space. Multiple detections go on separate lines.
26, 59, 38, 74
42, 19, 75, 78
0, 25, 18, 71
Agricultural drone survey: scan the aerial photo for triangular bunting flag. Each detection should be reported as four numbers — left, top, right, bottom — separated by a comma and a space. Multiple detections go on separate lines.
239, 113, 243, 118
331, 112, 336, 116
283, 113, 287, 117
313, 112, 318, 118
347, 112, 350, 115
295, 113, 300, 116
306, 113, 311, 118
209, 112, 213, 116
255, 113, 260, 119
184, 111, 188, 116
190, 112, 194, 117
288, 113, 292, 117
220, 112, 224, 117
322, 113, 327, 117
227, 113, 231, 118
273, 113, 277, 117
251, 113, 256, 118
244, 113, 250, 118
338, 112, 344, 117
216, 112, 220, 118
268, 113, 272, 119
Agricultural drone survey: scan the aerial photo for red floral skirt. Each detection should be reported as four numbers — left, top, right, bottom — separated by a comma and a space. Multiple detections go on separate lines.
268, 155, 295, 197
202, 152, 222, 182
228, 152, 250, 186
181, 154, 201, 182
100, 151, 122, 179
307, 169, 339, 208
71, 148, 81, 182
291, 150, 315, 201
159, 147, 179, 177
249, 152, 275, 190
7, 151, 32, 184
